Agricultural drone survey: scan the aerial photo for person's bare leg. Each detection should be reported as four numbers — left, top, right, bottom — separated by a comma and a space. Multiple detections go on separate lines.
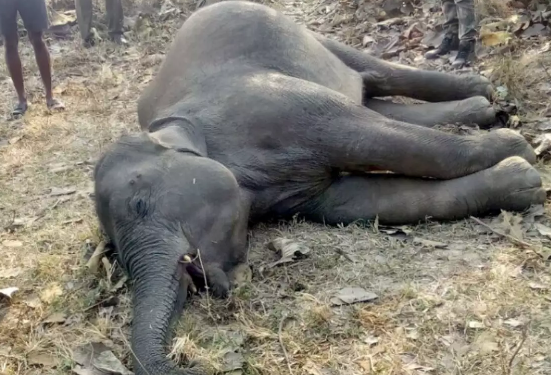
4, 33, 28, 116
28, 31, 64, 110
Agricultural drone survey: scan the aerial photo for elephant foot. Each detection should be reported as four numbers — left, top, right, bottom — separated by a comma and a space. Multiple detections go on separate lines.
463, 74, 494, 101
485, 129, 538, 165
454, 96, 495, 128
482, 156, 545, 212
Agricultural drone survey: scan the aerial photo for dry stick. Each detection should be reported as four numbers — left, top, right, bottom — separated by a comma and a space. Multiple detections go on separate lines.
469, 216, 533, 249
278, 314, 294, 375
507, 324, 529, 375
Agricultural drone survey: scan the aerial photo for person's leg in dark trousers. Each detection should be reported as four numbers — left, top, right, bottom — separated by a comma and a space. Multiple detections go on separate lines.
425, 0, 477, 68
18, 0, 64, 110
106, 0, 127, 44
451, 0, 477, 69
425, 0, 460, 61
75, 0, 94, 45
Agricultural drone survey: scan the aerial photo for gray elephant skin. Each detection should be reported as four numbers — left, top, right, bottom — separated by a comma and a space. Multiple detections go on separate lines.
93, 2, 546, 374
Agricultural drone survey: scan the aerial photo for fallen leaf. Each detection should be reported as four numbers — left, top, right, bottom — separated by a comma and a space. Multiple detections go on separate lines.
412, 237, 448, 249
480, 31, 512, 46
529, 282, 548, 290
266, 238, 310, 267
364, 335, 379, 346
406, 329, 419, 340
2, 240, 23, 248
498, 210, 524, 240
468, 321, 485, 329
48, 186, 77, 197
521, 23, 547, 38
43, 312, 67, 324
23, 294, 42, 309
40, 283, 63, 304
222, 350, 244, 372
92, 350, 132, 375
534, 133, 551, 156
0, 267, 23, 279
504, 318, 524, 327
0, 287, 19, 298
28, 351, 57, 367
473, 332, 499, 353
535, 223, 551, 238
330, 287, 378, 306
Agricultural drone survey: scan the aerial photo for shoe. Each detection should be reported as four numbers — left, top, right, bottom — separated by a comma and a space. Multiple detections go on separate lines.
451, 39, 475, 69
424, 32, 459, 60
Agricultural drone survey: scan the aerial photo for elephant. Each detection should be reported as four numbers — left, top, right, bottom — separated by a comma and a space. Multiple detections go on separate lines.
93, 2, 546, 374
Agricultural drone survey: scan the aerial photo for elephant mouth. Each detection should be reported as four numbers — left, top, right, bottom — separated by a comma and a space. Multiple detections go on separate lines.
179, 253, 208, 293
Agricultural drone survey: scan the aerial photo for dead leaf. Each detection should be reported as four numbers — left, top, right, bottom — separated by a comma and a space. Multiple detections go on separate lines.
362, 35, 375, 46
2, 240, 23, 247
40, 283, 63, 304
522, 23, 547, 38
498, 211, 524, 241
0, 267, 23, 279
504, 318, 524, 327
222, 350, 244, 372
480, 31, 512, 46
93, 350, 132, 375
330, 287, 378, 306
412, 237, 448, 249
48, 186, 77, 197
529, 282, 548, 290
468, 321, 485, 329
0, 287, 19, 298
534, 133, 551, 156
23, 294, 42, 309
473, 332, 499, 353
266, 238, 310, 267
43, 312, 67, 324
28, 351, 57, 368
535, 223, 551, 238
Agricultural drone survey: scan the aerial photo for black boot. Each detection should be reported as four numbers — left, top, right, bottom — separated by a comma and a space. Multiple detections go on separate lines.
451, 39, 475, 69
424, 32, 459, 60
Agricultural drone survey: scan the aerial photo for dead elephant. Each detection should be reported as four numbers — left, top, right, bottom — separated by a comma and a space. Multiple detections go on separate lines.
93, 2, 546, 374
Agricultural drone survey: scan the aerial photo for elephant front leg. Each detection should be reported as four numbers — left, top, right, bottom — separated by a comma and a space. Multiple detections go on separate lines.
364, 96, 496, 128
312, 32, 493, 102
317, 105, 535, 180
300, 157, 545, 226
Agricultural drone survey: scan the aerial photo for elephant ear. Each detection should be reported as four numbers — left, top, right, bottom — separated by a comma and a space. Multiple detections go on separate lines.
147, 125, 207, 157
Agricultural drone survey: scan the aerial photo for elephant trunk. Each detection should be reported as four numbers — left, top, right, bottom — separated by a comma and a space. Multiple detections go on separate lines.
123, 234, 203, 375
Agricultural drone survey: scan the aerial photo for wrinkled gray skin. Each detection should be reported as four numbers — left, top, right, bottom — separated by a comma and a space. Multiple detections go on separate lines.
94, 2, 546, 374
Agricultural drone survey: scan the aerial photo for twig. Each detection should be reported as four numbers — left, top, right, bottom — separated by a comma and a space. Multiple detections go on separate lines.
278, 314, 294, 375
507, 324, 529, 374
469, 216, 532, 249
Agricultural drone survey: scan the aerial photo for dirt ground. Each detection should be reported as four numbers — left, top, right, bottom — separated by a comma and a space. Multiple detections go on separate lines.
1, 0, 551, 374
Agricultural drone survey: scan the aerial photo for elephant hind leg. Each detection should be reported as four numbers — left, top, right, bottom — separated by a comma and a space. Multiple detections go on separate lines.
299, 156, 545, 226
311, 32, 493, 103
364, 96, 496, 128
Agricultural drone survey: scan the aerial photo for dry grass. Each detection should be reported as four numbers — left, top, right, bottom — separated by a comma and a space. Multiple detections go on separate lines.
1, 0, 551, 374
475, 0, 514, 19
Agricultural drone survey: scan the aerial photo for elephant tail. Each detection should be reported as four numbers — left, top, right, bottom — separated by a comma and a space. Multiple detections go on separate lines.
125, 238, 205, 375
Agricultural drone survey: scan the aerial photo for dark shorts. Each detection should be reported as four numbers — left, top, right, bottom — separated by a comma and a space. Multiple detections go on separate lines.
0, 0, 50, 37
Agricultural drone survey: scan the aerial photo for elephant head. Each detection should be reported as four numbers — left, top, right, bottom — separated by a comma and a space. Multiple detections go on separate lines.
94, 132, 250, 375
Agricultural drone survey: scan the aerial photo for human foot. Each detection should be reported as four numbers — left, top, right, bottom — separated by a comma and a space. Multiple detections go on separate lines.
11, 101, 28, 119
47, 98, 65, 112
